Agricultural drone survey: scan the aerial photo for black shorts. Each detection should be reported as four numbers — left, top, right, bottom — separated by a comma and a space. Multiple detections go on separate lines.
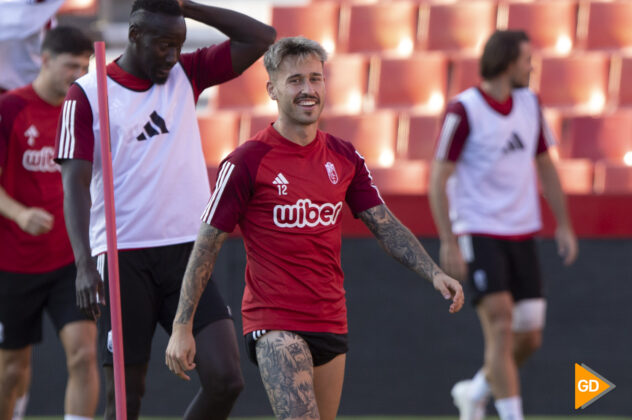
460, 235, 544, 306
245, 330, 348, 367
0, 263, 92, 349
97, 242, 231, 365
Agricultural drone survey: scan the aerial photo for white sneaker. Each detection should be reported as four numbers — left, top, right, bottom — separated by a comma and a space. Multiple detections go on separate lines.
451, 380, 487, 420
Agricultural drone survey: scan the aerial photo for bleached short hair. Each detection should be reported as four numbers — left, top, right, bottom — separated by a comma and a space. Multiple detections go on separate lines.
263, 36, 328, 77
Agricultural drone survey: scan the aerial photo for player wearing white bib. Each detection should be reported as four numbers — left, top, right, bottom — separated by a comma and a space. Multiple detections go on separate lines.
429, 30, 578, 420
54, 1, 276, 419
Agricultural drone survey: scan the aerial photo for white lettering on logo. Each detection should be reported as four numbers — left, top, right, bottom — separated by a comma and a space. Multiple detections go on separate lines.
22, 146, 60, 172
273, 199, 343, 228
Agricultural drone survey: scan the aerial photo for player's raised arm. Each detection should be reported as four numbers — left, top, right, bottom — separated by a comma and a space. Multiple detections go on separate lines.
358, 204, 464, 313
178, 0, 276, 74
166, 223, 229, 380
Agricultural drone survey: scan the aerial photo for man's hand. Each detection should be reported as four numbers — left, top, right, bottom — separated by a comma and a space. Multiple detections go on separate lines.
76, 263, 105, 320
432, 272, 465, 314
16, 207, 53, 236
166, 325, 197, 381
555, 225, 578, 266
439, 239, 467, 282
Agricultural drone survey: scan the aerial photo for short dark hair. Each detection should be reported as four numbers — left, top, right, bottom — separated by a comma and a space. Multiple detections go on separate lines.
41, 26, 93, 56
480, 30, 530, 80
130, 0, 182, 16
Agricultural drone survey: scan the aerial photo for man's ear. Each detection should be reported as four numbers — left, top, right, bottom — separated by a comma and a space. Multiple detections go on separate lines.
266, 80, 277, 100
40, 50, 52, 68
129, 24, 140, 44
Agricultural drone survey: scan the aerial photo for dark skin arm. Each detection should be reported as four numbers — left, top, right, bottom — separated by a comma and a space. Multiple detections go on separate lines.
166, 223, 228, 380
178, 0, 276, 74
61, 159, 104, 320
358, 204, 464, 313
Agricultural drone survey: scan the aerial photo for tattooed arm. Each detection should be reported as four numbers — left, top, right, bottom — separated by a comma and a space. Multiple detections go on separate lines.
166, 223, 228, 380
358, 204, 464, 313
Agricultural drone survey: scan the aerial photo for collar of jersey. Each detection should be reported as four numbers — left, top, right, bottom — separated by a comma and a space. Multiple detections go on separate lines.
265, 124, 323, 154
106, 58, 154, 92
476, 86, 513, 116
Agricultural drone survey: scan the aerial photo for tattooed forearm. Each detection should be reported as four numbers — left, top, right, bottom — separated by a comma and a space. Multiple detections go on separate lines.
174, 223, 228, 325
256, 331, 319, 420
359, 204, 441, 282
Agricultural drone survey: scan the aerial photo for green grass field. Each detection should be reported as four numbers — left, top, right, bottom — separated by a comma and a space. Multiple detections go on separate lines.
24, 416, 632, 420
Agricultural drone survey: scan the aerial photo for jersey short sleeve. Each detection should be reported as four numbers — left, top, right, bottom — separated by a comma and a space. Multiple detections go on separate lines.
55, 83, 94, 162
434, 100, 470, 162
201, 141, 269, 232
345, 149, 384, 215
179, 40, 238, 103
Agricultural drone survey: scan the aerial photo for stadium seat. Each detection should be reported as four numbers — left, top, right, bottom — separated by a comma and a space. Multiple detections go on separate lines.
554, 159, 594, 194
318, 111, 398, 167
536, 53, 611, 113
560, 112, 632, 161
343, 2, 418, 55
583, 0, 632, 51
447, 56, 481, 100
58, 0, 98, 15
197, 112, 240, 167
504, 0, 577, 53
420, 1, 497, 53
369, 160, 430, 195
215, 59, 274, 112
616, 55, 632, 107
401, 114, 442, 160
594, 160, 632, 194
271, 3, 340, 54
241, 114, 276, 141
372, 54, 448, 112
324, 54, 369, 114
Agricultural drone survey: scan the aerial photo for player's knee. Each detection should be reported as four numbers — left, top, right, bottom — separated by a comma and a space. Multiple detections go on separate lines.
0, 360, 30, 391
201, 363, 244, 400
66, 343, 97, 376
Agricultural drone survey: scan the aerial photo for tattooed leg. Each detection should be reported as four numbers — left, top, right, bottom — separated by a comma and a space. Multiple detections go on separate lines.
256, 331, 320, 420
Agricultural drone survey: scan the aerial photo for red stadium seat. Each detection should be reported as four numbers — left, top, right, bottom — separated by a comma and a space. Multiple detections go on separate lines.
504, 0, 577, 53
447, 56, 481, 100
241, 114, 276, 141
583, 0, 632, 51
58, 0, 98, 15
343, 2, 418, 55
402, 114, 442, 160
616, 55, 632, 107
560, 111, 632, 161
535, 53, 611, 113
271, 3, 340, 54
197, 112, 240, 167
594, 161, 632, 194
369, 160, 430, 195
215, 59, 273, 112
318, 111, 398, 167
324, 54, 369, 114
421, 1, 497, 53
372, 54, 448, 112
554, 159, 594, 194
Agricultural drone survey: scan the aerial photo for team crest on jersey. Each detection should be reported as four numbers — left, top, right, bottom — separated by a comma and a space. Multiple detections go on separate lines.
24, 124, 39, 146
325, 162, 338, 184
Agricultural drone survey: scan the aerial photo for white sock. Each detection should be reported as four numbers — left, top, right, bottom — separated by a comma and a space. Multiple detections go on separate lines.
12, 393, 29, 420
64, 416, 93, 420
495, 396, 524, 420
470, 369, 491, 402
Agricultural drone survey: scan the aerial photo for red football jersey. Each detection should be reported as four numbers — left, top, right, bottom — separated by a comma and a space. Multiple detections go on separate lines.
0, 85, 74, 273
203, 125, 383, 334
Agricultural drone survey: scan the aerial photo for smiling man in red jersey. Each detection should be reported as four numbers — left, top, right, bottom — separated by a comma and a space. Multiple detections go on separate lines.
166, 36, 464, 420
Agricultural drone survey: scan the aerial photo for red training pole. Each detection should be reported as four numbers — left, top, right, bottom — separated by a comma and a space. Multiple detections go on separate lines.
94, 41, 127, 420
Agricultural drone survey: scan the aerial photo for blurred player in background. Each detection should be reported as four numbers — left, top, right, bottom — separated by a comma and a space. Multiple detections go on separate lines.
0, 26, 97, 420
429, 30, 578, 420
0, 0, 65, 94
55, 0, 275, 419
166, 36, 464, 420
